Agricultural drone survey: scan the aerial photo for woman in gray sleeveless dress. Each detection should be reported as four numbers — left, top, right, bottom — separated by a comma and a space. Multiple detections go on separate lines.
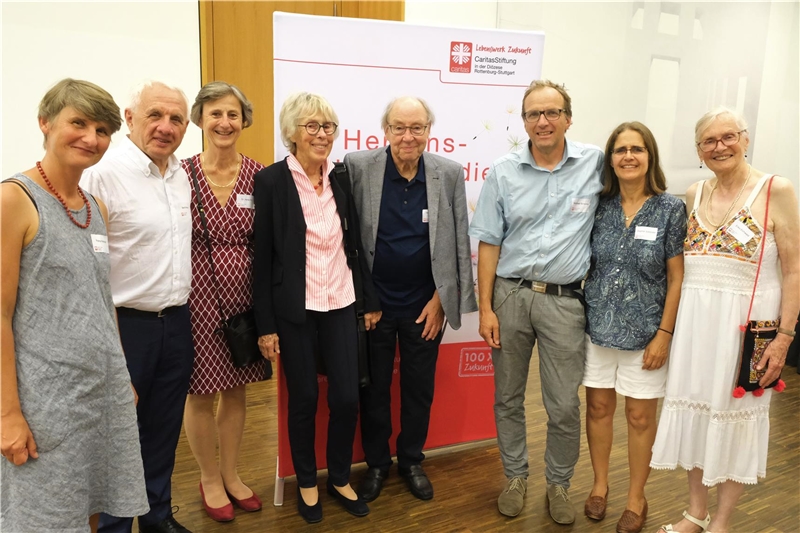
0, 79, 148, 533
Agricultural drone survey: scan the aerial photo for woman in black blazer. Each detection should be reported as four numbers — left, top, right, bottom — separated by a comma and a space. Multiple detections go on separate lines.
252, 92, 381, 523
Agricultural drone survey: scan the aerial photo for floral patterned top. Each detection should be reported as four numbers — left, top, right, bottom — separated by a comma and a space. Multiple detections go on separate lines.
585, 193, 687, 351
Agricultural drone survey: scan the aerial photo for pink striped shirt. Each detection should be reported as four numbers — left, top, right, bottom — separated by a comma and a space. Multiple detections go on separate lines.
287, 154, 355, 312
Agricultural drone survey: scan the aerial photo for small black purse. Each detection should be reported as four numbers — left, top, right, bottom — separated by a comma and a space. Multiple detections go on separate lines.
188, 159, 271, 375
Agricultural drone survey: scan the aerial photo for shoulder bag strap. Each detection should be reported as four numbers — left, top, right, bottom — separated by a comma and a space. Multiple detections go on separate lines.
187, 158, 228, 324
741, 176, 774, 329
332, 162, 365, 315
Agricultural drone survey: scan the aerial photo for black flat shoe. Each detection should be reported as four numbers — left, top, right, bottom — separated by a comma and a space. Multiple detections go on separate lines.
326, 479, 370, 517
357, 467, 389, 502
398, 464, 433, 500
297, 485, 322, 524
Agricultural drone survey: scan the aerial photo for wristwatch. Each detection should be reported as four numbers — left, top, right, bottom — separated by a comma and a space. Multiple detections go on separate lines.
777, 327, 797, 338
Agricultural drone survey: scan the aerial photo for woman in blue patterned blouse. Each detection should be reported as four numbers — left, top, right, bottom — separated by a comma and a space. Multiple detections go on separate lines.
581, 122, 686, 533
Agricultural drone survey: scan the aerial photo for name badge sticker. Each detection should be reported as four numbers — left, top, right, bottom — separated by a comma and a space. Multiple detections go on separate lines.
422, 209, 429, 223
571, 198, 591, 213
180, 205, 190, 217
726, 219, 755, 244
91, 234, 109, 253
236, 194, 255, 209
634, 226, 658, 241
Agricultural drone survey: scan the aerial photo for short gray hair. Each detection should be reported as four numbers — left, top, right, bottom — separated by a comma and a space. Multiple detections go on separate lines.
278, 92, 340, 154
190, 81, 254, 128
380, 96, 436, 129
695, 106, 749, 144
128, 80, 189, 115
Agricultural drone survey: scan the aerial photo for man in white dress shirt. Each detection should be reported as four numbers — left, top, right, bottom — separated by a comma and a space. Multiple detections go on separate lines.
82, 81, 194, 533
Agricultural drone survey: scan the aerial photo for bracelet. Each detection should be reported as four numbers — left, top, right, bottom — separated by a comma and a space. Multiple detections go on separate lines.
658, 327, 673, 336
777, 327, 797, 338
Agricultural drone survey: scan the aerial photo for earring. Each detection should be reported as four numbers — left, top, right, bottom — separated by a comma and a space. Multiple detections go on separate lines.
699, 161, 703, 168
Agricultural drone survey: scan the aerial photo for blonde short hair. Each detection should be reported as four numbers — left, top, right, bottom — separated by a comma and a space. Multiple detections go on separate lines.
38, 78, 121, 146
278, 92, 340, 154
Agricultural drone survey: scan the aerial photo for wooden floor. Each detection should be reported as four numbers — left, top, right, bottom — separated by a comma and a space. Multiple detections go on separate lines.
169, 355, 800, 533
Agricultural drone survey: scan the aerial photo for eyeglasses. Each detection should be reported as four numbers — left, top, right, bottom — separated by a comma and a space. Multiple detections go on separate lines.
387, 124, 428, 136
612, 146, 647, 157
298, 122, 338, 135
522, 109, 565, 123
697, 130, 745, 153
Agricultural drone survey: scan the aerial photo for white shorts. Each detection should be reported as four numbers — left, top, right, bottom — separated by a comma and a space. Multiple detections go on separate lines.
582, 334, 667, 399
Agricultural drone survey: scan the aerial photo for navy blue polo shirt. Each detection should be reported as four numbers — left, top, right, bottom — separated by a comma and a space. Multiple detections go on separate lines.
371, 148, 436, 318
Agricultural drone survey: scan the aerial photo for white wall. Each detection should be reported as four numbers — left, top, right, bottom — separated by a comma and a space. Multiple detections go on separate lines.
406, 1, 800, 197
2, 1, 202, 179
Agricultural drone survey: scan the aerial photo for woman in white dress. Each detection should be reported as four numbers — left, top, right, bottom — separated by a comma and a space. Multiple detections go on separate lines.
650, 107, 799, 533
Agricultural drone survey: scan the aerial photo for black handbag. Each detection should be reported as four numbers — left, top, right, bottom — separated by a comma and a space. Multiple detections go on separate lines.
188, 159, 271, 375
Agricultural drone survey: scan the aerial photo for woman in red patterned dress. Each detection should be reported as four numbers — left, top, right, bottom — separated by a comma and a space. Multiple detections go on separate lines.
181, 82, 270, 523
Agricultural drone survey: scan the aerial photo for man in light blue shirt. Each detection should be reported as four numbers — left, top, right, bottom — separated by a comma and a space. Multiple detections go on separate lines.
469, 80, 603, 523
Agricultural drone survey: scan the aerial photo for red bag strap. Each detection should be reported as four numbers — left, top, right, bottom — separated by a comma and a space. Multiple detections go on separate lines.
741, 176, 774, 330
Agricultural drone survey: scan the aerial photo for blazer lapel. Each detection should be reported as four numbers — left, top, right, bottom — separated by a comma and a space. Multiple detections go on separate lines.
424, 152, 440, 255
368, 149, 387, 246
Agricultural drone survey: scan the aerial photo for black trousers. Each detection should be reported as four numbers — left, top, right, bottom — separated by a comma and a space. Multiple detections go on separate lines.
359, 316, 443, 471
278, 304, 359, 487
99, 305, 195, 532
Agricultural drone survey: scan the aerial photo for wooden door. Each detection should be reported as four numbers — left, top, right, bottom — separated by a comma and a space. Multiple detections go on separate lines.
199, 1, 403, 165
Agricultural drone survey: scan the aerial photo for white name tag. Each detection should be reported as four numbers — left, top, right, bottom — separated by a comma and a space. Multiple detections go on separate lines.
422, 208, 429, 223
726, 219, 755, 244
634, 226, 658, 241
236, 194, 255, 209
571, 197, 591, 213
180, 205, 190, 217
91, 234, 109, 253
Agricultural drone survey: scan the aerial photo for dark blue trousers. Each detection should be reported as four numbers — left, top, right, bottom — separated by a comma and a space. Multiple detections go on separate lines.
359, 316, 443, 471
98, 305, 195, 532
277, 304, 359, 488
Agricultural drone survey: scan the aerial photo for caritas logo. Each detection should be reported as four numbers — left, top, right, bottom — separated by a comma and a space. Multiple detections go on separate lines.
450, 41, 472, 73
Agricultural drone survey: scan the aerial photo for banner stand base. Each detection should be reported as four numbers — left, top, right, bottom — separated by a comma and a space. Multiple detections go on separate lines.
273, 456, 285, 507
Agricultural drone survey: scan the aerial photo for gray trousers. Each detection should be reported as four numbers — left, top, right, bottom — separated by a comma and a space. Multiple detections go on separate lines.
492, 276, 586, 487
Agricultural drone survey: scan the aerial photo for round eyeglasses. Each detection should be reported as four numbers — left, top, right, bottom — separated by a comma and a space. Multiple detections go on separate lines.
697, 130, 745, 153
298, 122, 338, 135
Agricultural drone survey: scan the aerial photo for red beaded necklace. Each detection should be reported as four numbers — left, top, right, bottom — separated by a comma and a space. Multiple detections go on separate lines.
313, 176, 323, 190
36, 161, 92, 229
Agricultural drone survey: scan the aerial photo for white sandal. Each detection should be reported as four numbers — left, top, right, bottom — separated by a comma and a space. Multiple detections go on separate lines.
659, 510, 712, 532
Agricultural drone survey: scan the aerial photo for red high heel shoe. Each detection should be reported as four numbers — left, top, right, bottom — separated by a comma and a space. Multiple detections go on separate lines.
226, 488, 262, 512
199, 483, 235, 522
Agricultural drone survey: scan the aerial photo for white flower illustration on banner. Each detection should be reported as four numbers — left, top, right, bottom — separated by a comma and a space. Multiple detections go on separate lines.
451, 43, 472, 65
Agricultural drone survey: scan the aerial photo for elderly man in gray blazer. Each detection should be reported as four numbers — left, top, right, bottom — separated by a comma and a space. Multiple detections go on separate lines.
344, 96, 477, 503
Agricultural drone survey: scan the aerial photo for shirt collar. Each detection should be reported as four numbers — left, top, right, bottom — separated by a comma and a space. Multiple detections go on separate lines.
121, 135, 181, 179
385, 146, 425, 183
520, 138, 583, 172
287, 153, 334, 180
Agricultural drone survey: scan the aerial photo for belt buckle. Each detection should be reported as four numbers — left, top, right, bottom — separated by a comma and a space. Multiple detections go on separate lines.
157, 308, 166, 318
531, 281, 547, 294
